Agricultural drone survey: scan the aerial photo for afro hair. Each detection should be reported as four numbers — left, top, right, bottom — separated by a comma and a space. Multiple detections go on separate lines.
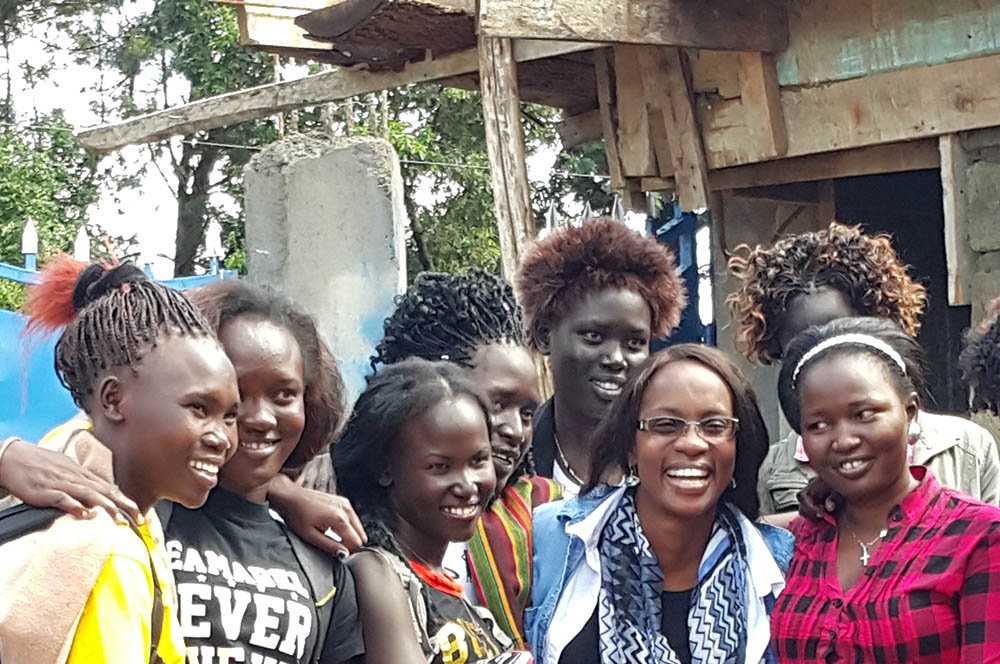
514, 218, 686, 350
727, 222, 927, 365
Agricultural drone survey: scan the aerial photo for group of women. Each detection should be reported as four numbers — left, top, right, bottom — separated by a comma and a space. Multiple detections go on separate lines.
0, 218, 998, 664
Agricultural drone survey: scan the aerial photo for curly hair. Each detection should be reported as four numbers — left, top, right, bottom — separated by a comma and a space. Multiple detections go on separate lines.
960, 297, 1000, 413
515, 219, 686, 350
371, 268, 525, 369
584, 344, 769, 519
187, 280, 345, 473
727, 222, 927, 365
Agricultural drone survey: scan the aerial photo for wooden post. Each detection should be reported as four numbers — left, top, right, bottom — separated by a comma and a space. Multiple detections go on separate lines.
612, 45, 657, 177
478, 35, 535, 280
594, 47, 625, 189
737, 52, 787, 159
639, 47, 711, 212
940, 134, 976, 306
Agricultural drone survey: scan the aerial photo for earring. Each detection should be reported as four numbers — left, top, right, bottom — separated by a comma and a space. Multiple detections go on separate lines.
378, 475, 392, 488
625, 464, 640, 487
729, 477, 737, 489
907, 418, 922, 445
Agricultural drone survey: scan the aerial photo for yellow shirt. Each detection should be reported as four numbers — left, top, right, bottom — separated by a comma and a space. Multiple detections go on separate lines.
66, 518, 186, 664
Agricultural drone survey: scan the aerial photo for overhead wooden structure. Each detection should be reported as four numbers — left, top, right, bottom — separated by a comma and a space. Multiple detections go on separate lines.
77, 0, 1000, 306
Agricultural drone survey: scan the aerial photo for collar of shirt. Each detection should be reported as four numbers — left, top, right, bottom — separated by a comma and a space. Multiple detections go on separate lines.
813, 465, 939, 531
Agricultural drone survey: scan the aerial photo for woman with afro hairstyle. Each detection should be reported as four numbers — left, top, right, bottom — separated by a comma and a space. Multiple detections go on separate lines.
515, 218, 686, 496
371, 268, 561, 648
728, 222, 999, 523
960, 297, 1000, 414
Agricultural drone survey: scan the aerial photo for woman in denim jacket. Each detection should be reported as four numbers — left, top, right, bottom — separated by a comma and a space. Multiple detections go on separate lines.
527, 345, 792, 664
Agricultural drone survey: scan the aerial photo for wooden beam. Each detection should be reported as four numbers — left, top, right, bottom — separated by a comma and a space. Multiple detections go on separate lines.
703, 53, 1000, 169
641, 47, 710, 211
478, 0, 788, 53
612, 45, 657, 177
639, 139, 941, 192
940, 134, 976, 306
708, 139, 940, 190
593, 48, 624, 189
556, 110, 601, 149
77, 39, 596, 153
479, 36, 534, 280
236, 0, 333, 51
737, 52, 786, 159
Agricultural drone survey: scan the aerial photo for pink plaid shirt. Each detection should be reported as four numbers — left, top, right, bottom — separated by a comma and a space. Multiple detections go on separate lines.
771, 468, 1000, 663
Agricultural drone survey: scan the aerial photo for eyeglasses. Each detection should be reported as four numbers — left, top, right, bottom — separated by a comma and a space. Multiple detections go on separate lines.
636, 415, 739, 444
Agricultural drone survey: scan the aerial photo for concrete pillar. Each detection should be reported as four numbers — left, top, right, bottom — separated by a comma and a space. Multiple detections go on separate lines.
962, 130, 1000, 326
244, 135, 407, 400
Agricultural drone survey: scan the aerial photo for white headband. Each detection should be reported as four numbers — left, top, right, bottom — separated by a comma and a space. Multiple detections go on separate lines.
792, 333, 907, 385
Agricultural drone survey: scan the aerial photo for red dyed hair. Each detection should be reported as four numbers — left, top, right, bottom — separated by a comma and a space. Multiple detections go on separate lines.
24, 254, 108, 334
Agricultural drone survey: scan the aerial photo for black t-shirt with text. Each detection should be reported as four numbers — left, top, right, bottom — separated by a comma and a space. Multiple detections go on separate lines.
165, 487, 364, 664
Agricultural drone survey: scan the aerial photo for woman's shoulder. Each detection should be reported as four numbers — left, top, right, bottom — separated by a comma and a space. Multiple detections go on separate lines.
753, 521, 795, 571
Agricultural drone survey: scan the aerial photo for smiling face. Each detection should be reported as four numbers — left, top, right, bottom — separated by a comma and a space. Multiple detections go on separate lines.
633, 360, 736, 522
389, 394, 496, 556
469, 342, 540, 489
776, 287, 856, 359
546, 288, 652, 419
115, 334, 240, 510
217, 316, 306, 503
797, 353, 918, 507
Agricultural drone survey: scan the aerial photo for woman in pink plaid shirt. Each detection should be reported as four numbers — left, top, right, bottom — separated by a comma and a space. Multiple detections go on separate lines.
770, 316, 1000, 663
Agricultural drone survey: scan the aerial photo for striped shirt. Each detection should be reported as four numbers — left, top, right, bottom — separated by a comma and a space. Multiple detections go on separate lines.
771, 468, 1000, 663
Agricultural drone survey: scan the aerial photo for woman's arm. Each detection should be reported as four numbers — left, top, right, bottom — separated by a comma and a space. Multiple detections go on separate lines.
347, 551, 428, 664
0, 439, 142, 523
267, 473, 366, 557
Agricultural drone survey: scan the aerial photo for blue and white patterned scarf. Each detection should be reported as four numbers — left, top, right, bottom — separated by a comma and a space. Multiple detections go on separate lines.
596, 488, 749, 664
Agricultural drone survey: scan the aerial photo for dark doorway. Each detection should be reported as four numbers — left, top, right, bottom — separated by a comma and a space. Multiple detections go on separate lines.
835, 170, 970, 413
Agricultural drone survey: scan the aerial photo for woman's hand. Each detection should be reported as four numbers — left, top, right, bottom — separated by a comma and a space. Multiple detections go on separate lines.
295, 451, 337, 494
0, 439, 142, 524
798, 476, 842, 520
269, 472, 367, 557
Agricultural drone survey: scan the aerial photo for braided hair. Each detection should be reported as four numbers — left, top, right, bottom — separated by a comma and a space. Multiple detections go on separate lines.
727, 222, 927, 365
26, 255, 213, 409
371, 268, 525, 369
371, 268, 537, 482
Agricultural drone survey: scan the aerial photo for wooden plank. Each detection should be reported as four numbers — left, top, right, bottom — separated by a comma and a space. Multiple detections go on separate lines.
593, 48, 624, 189
737, 52, 786, 159
612, 45, 657, 177
478, 0, 788, 53
77, 39, 596, 153
556, 110, 601, 149
640, 139, 939, 192
236, 0, 333, 51
939, 134, 976, 306
701, 53, 1000, 169
479, 36, 535, 280
641, 47, 710, 211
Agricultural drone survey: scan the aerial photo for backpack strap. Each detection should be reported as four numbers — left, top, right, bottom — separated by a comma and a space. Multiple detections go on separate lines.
362, 547, 436, 661
122, 513, 165, 664
284, 529, 336, 663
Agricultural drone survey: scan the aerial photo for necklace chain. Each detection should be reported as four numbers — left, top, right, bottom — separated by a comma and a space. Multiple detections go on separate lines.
847, 525, 888, 566
554, 431, 585, 486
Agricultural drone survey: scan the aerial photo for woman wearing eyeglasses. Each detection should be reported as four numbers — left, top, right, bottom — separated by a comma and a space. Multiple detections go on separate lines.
525, 345, 792, 664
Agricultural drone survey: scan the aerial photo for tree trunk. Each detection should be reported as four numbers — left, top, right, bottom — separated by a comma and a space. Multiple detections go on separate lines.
173, 138, 220, 276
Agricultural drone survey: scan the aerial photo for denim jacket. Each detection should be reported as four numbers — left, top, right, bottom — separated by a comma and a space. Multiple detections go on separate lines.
525, 487, 793, 664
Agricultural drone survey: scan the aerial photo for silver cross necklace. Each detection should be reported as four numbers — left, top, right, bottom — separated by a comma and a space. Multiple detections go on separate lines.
847, 525, 888, 566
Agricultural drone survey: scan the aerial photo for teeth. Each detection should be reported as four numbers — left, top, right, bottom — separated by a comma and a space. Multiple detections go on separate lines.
241, 441, 277, 451
594, 381, 623, 392
442, 505, 479, 517
667, 468, 709, 478
841, 459, 867, 470
189, 460, 219, 474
